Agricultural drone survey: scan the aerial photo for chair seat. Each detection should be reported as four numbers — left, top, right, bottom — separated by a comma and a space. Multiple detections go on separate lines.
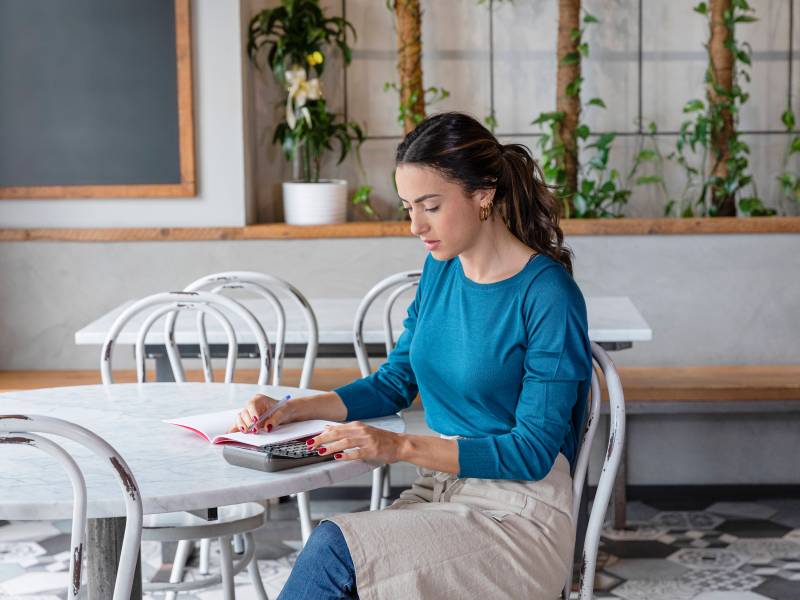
142, 502, 266, 542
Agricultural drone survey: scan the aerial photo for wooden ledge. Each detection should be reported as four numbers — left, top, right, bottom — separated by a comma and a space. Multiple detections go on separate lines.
3, 365, 799, 403
1, 217, 799, 242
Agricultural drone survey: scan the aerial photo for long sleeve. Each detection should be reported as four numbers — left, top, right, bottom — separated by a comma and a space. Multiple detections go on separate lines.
456, 267, 592, 480
333, 286, 421, 421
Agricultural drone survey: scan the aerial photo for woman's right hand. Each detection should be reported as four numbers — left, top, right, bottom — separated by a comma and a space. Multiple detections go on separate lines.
228, 393, 296, 434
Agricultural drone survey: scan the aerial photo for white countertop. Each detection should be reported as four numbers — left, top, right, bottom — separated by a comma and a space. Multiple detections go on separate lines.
0, 383, 403, 520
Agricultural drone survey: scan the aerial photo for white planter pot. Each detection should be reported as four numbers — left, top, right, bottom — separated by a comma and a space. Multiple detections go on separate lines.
282, 179, 348, 225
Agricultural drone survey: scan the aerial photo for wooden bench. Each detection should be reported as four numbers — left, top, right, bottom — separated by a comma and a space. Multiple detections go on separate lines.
601, 365, 800, 528
0, 367, 362, 392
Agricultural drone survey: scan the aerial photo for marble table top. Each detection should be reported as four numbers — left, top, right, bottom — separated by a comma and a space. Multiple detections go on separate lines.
75, 296, 652, 346
0, 383, 404, 520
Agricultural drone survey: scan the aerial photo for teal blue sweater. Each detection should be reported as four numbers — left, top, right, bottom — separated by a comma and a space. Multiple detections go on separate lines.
334, 253, 592, 481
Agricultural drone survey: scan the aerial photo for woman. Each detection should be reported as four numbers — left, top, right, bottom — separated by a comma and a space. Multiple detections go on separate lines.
232, 112, 592, 599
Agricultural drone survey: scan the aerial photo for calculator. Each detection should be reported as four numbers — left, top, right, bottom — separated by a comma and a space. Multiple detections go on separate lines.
222, 438, 335, 472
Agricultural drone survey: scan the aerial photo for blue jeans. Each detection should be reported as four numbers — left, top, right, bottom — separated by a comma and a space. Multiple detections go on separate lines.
277, 521, 358, 599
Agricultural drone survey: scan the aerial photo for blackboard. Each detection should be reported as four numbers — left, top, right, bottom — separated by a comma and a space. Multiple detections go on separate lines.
0, 0, 195, 199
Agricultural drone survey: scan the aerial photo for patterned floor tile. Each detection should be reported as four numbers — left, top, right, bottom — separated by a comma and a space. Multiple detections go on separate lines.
0, 571, 67, 596
657, 529, 738, 549
604, 557, 689, 581
609, 578, 696, 600
782, 529, 800, 542
602, 523, 666, 541
728, 538, 800, 561
651, 511, 724, 531
752, 575, 800, 600
678, 568, 764, 592
750, 558, 800, 581
600, 540, 676, 559
625, 501, 661, 523
718, 519, 793, 539
0, 522, 61, 544
707, 502, 778, 521
693, 592, 774, 600
667, 547, 748, 571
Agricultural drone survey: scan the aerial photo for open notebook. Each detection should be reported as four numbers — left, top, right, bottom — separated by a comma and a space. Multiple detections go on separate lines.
165, 408, 338, 447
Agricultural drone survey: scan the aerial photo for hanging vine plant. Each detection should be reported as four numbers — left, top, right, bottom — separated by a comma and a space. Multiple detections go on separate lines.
533, 4, 646, 218
384, 1, 449, 134
667, 0, 766, 217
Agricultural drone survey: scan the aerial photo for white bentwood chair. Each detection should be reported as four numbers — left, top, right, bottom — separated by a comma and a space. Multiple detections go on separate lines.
101, 291, 271, 599
174, 271, 320, 547
562, 342, 627, 600
352, 270, 422, 511
0, 414, 143, 600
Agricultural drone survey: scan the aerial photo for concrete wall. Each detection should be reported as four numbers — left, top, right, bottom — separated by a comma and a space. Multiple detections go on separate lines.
2, 232, 798, 370
0, 0, 254, 228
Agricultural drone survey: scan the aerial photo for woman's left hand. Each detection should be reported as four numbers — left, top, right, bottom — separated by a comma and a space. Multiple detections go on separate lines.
308, 421, 404, 463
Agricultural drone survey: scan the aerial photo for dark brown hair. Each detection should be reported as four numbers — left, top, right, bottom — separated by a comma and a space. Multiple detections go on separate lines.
396, 112, 573, 275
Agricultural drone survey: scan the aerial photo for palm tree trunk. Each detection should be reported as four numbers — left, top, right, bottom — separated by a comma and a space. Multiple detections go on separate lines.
556, 0, 581, 212
395, 0, 425, 135
708, 0, 736, 215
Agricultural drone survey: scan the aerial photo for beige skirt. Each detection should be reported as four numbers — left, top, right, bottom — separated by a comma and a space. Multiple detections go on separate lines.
325, 453, 575, 600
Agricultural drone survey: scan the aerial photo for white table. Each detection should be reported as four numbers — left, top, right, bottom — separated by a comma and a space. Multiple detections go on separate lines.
75, 296, 653, 379
0, 383, 404, 599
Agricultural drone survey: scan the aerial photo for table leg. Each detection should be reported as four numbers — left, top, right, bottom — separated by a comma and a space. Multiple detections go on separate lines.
87, 517, 142, 600
155, 353, 176, 382
612, 442, 628, 529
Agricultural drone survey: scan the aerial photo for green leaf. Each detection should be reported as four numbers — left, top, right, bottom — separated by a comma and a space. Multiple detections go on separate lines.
576, 124, 591, 140
636, 149, 658, 161
578, 43, 589, 58
683, 99, 705, 113
791, 137, 800, 154
694, 2, 708, 15
780, 109, 795, 130
561, 52, 581, 66
636, 175, 663, 185
583, 13, 599, 24
586, 97, 606, 109
566, 78, 582, 97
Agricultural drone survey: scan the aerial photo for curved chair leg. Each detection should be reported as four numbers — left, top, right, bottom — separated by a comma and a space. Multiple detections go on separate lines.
199, 537, 211, 574
370, 467, 383, 511
165, 539, 194, 600
380, 465, 392, 509
233, 533, 244, 554
219, 536, 235, 600
297, 491, 313, 545
245, 532, 270, 600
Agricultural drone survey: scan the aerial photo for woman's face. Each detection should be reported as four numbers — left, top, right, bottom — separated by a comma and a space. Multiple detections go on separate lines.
395, 164, 490, 260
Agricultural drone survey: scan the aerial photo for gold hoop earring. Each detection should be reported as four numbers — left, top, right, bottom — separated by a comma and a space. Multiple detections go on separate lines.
479, 201, 493, 222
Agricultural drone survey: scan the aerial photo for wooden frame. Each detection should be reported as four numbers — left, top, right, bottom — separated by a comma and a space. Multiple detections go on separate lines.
1, 217, 799, 242
0, 0, 195, 200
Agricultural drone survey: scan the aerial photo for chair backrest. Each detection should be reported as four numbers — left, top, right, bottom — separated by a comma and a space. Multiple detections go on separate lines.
563, 342, 626, 600
352, 271, 422, 377
0, 414, 143, 600
172, 271, 319, 388
100, 291, 270, 385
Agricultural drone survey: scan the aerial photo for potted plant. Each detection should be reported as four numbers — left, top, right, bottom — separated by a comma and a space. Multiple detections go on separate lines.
248, 0, 367, 225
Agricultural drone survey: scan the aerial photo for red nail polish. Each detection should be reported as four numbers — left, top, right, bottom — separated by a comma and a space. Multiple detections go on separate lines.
318, 447, 327, 455
240, 427, 245, 433
306, 439, 314, 446
267, 424, 273, 432
334, 453, 343, 459
252, 415, 257, 423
